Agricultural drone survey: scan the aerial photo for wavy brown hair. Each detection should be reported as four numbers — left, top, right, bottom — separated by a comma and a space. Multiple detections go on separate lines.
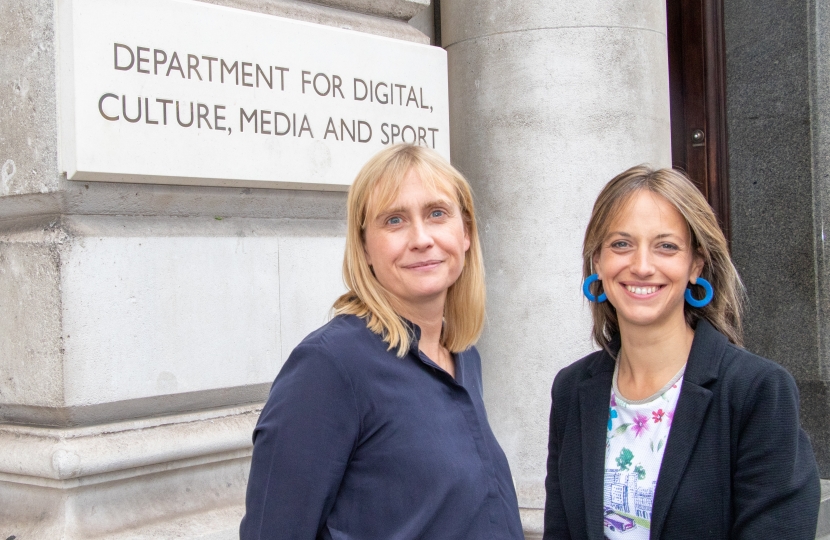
583, 165, 744, 349
333, 144, 486, 357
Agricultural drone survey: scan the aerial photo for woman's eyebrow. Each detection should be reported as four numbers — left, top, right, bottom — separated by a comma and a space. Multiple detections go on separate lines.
378, 206, 406, 217
377, 199, 453, 217
423, 198, 453, 209
606, 232, 681, 239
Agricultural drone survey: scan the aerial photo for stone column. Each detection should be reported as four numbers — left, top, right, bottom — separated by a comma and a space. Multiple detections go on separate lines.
440, 2, 672, 536
0, 1, 429, 538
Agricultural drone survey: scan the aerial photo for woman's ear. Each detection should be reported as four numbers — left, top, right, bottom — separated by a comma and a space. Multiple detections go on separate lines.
592, 252, 601, 278
690, 252, 705, 283
463, 223, 471, 253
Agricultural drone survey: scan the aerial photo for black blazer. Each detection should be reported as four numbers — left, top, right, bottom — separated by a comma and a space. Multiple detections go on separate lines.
544, 320, 820, 540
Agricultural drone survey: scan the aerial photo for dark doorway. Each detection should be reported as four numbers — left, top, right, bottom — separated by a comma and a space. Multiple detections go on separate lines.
666, 0, 731, 241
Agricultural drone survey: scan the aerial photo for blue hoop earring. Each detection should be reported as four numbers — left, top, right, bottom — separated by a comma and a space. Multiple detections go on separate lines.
684, 277, 714, 308
582, 274, 607, 303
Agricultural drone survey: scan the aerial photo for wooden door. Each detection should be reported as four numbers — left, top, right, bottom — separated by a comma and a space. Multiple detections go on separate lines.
666, 0, 731, 241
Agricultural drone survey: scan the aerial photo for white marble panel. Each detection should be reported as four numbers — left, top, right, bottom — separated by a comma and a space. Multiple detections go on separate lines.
278, 235, 347, 362
61, 235, 282, 405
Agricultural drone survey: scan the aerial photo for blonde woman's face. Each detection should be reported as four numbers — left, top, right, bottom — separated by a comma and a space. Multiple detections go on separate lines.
594, 190, 703, 332
363, 169, 470, 317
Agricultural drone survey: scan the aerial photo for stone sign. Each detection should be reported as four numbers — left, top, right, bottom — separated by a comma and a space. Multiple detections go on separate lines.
58, 0, 449, 190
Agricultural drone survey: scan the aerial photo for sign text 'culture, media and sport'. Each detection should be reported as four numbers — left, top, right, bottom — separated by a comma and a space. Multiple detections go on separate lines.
59, 0, 449, 189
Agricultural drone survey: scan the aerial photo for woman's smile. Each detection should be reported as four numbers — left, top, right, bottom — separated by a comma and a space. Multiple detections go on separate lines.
622, 283, 662, 296
403, 259, 443, 270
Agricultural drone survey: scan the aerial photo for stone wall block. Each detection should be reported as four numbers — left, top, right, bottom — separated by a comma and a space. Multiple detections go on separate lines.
0, 230, 66, 408
1, 215, 345, 426
0, 182, 350, 222
0, 405, 257, 539
725, 0, 821, 389
198, 0, 431, 27
716, 0, 830, 479
297, 0, 429, 20
61, 234, 283, 406
0, 0, 62, 197
164, 0, 427, 44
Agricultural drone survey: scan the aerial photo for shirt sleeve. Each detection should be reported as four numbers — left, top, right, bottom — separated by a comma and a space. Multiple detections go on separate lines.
239, 341, 361, 540
731, 365, 820, 539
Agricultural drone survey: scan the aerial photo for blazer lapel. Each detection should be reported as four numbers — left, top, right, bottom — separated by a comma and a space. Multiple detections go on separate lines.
648, 381, 712, 538
578, 352, 615, 540
649, 320, 724, 538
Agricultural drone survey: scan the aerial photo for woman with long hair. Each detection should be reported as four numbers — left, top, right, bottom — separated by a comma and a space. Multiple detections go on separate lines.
241, 144, 523, 539
544, 165, 820, 539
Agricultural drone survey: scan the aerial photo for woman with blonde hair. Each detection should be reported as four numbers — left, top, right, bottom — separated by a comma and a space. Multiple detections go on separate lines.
544, 165, 819, 539
241, 144, 523, 539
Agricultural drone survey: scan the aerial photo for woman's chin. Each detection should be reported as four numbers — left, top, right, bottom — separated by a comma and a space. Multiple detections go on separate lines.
615, 304, 684, 330
390, 287, 449, 309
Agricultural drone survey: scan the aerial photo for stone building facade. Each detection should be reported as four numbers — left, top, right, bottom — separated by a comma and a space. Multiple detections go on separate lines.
1, 0, 827, 538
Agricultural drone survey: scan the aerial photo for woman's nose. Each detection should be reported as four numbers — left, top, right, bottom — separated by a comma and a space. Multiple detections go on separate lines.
630, 246, 654, 275
409, 220, 434, 249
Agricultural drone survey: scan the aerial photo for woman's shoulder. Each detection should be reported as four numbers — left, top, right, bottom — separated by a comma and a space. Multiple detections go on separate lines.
719, 341, 799, 395
458, 345, 481, 366
690, 320, 798, 394
272, 315, 386, 402
557, 349, 612, 380
286, 314, 387, 373
296, 314, 378, 351
551, 348, 613, 396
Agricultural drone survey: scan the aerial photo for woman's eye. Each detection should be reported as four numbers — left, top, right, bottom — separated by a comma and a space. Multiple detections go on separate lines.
659, 243, 678, 251
431, 210, 446, 218
387, 216, 402, 225
610, 241, 630, 249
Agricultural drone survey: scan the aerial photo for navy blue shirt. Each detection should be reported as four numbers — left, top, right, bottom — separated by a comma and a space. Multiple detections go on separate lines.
240, 314, 524, 539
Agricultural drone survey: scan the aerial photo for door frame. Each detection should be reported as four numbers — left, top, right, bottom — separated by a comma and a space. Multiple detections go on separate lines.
666, 0, 731, 242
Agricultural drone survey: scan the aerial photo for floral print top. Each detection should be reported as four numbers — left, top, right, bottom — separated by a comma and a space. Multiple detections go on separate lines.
603, 364, 685, 540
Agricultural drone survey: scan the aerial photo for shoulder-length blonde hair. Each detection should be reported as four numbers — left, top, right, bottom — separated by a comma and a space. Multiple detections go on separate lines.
333, 144, 486, 357
583, 165, 745, 349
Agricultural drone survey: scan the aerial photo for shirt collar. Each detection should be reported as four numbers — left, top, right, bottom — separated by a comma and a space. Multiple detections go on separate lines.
588, 319, 725, 385
399, 317, 423, 356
